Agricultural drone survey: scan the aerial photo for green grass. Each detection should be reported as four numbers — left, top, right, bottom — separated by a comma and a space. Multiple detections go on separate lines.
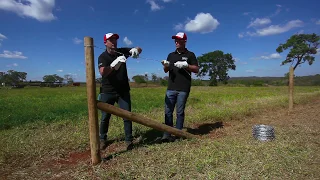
0, 85, 320, 179
1, 86, 319, 130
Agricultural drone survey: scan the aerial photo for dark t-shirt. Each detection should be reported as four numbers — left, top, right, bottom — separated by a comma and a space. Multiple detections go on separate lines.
167, 49, 198, 92
98, 48, 132, 94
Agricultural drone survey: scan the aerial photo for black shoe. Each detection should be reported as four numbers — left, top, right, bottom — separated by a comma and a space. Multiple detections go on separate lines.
161, 136, 175, 143
100, 140, 109, 150
126, 142, 134, 151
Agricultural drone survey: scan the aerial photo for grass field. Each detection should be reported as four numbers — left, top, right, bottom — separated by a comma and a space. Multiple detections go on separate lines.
0, 85, 320, 179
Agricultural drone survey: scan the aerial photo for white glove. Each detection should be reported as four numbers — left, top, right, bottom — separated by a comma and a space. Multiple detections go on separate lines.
110, 56, 127, 70
161, 60, 170, 67
129, 48, 139, 59
174, 61, 188, 69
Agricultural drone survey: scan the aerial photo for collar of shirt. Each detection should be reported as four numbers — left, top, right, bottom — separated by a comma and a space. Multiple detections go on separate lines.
175, 48, 189, 54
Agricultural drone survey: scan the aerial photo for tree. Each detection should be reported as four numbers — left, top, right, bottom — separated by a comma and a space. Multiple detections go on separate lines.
151, 73, 158, 83
132, 75, 146, 84
196, 50, 236, 86
0, 70, 27, 85
43, 74, 63, 82
64, 74, 74, 84
276, 33, 319, 70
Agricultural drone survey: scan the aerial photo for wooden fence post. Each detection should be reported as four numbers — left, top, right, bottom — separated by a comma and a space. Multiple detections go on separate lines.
288, 66, 294, 112
84, 36, 101, 165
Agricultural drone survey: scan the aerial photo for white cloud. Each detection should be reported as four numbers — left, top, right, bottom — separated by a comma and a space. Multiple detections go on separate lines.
246, 70, 254, 73
247, 18, 271, 28
0, 0, 57, 22
174, 23, 184, 31
73, 37, 82, 44
0, 33, 7, 40
269, 4, 282, 18
252, 53, 281, 60
6, 63, 18, 67
316, 20, 320, 25
146, 0, 162, 11
240, 20, 303, 37
57, 69, 63, 72
316, 48, 320, 55
176, 12, 220, 34
123, 37, 133, 46
243, 12, 251, 16
256, 20, 303, 36
89, 6, 94, 12
0, 50, 27, 59
162, 0, 173, 2
0, 33, 7, 46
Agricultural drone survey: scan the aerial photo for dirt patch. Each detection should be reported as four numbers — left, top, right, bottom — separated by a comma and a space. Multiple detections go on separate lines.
52, 149, 91, 166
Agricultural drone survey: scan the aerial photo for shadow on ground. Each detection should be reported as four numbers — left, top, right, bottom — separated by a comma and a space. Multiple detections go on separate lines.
186, 121, 225, 135
102, 121, 226, 161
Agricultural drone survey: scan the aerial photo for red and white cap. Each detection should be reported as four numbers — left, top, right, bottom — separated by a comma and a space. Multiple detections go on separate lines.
172, 32, 187, 40
104, 33, 119, 42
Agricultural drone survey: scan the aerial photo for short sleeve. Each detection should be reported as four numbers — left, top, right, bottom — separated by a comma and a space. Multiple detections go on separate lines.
98, 54, 108, 69
188, 52, 198, 66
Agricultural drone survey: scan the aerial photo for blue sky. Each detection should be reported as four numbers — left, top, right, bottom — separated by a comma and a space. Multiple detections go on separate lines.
0, 0, 320, 82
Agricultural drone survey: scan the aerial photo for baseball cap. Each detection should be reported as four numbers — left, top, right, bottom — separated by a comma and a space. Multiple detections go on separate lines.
104, 33, 119, 42
172, 32, 187, 40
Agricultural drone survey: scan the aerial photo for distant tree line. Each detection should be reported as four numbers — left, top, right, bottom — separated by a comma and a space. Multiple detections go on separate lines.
0, 70, 81, 88
2, 33, 319, 88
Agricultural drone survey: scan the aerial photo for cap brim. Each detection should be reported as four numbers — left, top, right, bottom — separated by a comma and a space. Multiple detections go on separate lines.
172, 36, 185, 40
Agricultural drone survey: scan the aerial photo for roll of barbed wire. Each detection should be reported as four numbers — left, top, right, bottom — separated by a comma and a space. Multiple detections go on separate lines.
252, 124, 275, 141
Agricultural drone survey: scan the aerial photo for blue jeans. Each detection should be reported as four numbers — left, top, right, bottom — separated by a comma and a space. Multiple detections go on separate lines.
98, 92, 133, 143
163, 90, 189, 138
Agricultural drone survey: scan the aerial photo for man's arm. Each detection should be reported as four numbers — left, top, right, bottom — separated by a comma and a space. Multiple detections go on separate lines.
98, 55, 113, 76
186, 52, 199, 73
117, 47, 142, 57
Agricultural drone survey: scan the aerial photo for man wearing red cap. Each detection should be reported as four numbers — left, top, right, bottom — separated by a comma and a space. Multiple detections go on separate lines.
98, 33, 142, 150
161, 32, 199, 142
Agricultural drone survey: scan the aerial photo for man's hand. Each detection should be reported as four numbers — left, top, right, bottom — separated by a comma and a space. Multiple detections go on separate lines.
129, 48, 140, 59
161, 60, 170, 67
110, 56, 127, 70
174, 61, 188, 69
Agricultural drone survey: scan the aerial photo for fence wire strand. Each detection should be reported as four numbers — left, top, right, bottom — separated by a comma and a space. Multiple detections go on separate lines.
89, 45, 191, 76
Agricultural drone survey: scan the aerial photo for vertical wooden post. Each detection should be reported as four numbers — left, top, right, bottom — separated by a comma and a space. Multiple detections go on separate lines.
84, 36, 101, 165
288, 66, 294, 112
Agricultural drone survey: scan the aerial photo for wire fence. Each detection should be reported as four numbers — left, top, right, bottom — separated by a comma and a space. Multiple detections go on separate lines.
91, 45, 191, 76
93, 45, 162, 63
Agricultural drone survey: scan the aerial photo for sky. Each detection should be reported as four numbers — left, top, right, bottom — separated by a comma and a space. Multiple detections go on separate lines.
0, 0, 320, 82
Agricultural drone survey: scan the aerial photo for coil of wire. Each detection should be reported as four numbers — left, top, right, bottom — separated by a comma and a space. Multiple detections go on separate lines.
252, 124, 275, 141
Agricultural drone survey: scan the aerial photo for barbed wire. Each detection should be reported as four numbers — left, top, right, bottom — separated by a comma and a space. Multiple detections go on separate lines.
93, 45, 162, 63
86, 44, 191, 76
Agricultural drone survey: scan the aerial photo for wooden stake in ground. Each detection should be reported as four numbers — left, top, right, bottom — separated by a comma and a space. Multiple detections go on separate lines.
96, 102, 198, 139
289, 66, 294, 112
84, 36, 101, 165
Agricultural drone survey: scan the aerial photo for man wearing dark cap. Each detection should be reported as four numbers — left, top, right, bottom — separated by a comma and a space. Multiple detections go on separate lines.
160, 32, 199, 142
98, 32, 142, 150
